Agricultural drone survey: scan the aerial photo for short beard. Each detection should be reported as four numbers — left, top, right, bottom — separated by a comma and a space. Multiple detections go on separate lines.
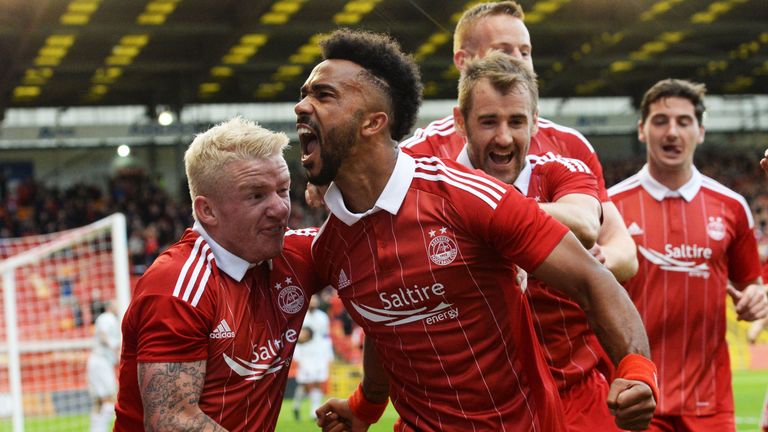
306, 110, 362, 186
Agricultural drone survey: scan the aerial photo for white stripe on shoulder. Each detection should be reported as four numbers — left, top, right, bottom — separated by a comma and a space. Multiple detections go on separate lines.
172, 236, 205, 297
413, 157, 506, 209
414, 155, 507, 196
701, 177, 755, 228
419, 115, 455, 131
190, 253, 215, 307
399, 116, 456, 148
413, 171, 499, 209
531, 152, 592, 173
537, 117, 595, 152
180, 244, 212, 303
607, 174, 641, 197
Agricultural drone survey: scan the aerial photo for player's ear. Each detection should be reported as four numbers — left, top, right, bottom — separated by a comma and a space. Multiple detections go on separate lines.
454, 49, 469, 71
361, 111, 389, 138
194, 196, 218, 226
453, 106, 467, 137
531, 109, 539, 136
637, 120, 646, 143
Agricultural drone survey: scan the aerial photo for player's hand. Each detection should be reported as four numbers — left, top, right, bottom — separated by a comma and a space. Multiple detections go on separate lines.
305, 184, 328, 208
606, 378, 656, 431
316, 398, 370, 432
589, 244, 606, 264
747, 318, 767, 344
728, 284, 768, 321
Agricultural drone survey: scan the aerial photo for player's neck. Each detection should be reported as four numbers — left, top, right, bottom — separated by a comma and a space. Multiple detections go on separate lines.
647, 163, 694, 191
334, 139, 398, 213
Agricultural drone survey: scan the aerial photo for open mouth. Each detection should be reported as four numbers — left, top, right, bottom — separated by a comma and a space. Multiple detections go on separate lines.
661, 144, 681, 155
297, 125, 319, 165
489, 151, 514, 165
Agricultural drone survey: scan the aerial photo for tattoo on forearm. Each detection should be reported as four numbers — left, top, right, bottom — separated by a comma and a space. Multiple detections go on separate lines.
138, 360, 227, 431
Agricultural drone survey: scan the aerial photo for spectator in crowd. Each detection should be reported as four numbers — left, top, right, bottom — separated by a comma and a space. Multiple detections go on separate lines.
87, 300, 121, 432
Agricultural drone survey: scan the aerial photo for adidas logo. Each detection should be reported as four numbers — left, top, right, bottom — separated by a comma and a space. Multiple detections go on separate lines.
627, 222, 644, 236
338, 270, 351, 289
210, 319, 235, 339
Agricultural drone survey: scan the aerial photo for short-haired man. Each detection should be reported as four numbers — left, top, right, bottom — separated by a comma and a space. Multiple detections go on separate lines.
450, 52, 635, 431
114, 117, 322, 431
297, 28, 656, 431
400, 1, 638, 282
609, 79, 768, 432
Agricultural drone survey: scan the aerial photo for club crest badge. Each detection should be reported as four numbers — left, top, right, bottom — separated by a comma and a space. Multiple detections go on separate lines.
275, 277, 304, 314
428, 227, 458, 266
706, 216, 725, 241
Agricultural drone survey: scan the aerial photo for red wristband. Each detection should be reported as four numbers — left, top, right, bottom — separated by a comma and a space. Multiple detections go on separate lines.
348, 383, 388, 424
617, 354, 659, 404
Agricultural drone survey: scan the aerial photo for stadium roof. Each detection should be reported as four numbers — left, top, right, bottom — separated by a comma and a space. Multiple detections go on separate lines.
1, 0, 766, 113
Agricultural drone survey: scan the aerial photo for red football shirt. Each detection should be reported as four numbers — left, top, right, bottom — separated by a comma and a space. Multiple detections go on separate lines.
609, 166, 761, 416
115, 226, 322, 432
400, 115, 609, 201
457, 146, 606, 392
313, 151, 568, 431
456, 145, 609, 393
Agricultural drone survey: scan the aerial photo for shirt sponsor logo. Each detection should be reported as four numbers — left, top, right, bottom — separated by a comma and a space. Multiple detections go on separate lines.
210, 319, 235, 339
627, 222, 644, 236
638, 245, 710, 278
706, 216, 726, 241
223, 328, 298, 381
275, 277, 304, 314
350, 282, 459, 326
427, 227, 457, 266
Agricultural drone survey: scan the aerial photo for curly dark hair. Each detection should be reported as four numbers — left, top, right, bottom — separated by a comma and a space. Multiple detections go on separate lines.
320, 28, 423, 142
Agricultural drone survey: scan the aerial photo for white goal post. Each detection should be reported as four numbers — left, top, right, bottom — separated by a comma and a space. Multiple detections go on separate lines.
0, 213, 130, 432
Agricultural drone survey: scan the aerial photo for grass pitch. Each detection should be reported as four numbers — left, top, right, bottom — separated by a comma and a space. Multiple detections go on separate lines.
1, 369, 765, 431
276, 369, 768, 432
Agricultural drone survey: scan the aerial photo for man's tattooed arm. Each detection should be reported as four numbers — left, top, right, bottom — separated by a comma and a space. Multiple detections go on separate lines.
138, 360, 228, 432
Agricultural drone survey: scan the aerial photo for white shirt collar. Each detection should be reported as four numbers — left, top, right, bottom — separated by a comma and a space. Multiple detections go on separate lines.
324, 150, 415, 226
193, 221, 264, 282
638, 164, 702, 202
457, 144, 531, 194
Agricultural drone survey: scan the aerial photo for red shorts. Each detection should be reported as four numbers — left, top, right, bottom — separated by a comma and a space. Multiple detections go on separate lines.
648, 412, 735, 432
561, 368, 622, 432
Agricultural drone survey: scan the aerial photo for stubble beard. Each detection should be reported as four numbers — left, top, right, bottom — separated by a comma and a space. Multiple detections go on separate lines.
306, 112, 361, 186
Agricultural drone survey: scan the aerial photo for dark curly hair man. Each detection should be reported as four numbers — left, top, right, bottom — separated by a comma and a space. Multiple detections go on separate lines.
319, 28, 422, 142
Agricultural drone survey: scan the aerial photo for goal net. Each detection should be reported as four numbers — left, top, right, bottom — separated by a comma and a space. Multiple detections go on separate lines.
0, 213, 130, 432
